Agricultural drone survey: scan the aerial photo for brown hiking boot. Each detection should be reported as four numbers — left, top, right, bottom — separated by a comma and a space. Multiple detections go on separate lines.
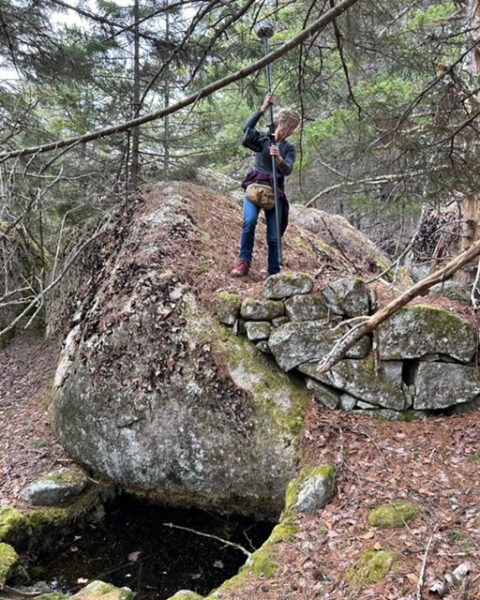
230, 260, 250, 277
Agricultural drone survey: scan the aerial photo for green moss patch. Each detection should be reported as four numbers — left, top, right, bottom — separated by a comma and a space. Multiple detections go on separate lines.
0, 505, 28, 544
368, 500, 418, 528
346, 549, 398, 587
0, 542, 19, 588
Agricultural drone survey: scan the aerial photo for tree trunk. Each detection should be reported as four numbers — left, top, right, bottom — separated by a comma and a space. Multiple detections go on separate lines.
457, 0, 480, 284
163, 2, 170, 180
130, 0, 141, 191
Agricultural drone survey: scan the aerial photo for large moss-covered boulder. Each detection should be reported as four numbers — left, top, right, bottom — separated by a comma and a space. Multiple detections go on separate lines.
414, 362, 480, 409
53, 184, 310, 517
268, 321, 371, 372
378, 305, 476, 363
299, 359, 408, 411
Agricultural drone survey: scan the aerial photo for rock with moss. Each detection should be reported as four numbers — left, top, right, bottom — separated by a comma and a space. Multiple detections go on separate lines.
414, 362, 480, 409
299, 359, 408, 411
429, 282, 471, 304
21, 468, 88, 506
54, 283, 310, 517
346, 549, 398, 587
214, 291, 241, 326
321, 278, 371, 317
240, 298, 284, 320
244, 321, 271, 342
305, 378, 340, 410
71, 580, 133, 600
262, 272, 313, 299
284, 294, 329, 321
0, 542, 19, 589
268, 321, 371, 372
378, 305, 476, 363
368, 500, 418, 528
0, 505, 28, 545
166, 591, 204, 600
285, 466, 336, 514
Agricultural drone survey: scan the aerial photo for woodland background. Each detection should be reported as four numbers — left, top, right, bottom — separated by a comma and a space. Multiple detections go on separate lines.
1, 0, 480, 334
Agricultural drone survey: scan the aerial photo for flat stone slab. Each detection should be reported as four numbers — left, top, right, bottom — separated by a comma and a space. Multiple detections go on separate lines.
378, 305, 476, 363
262, 272, 313, 299
240, 298, 285, 320
299, 359, 408, 411
245, 321, 271, 342
21, 468, 88, 506
414, 362, 480, 409
305, 378, 340, 410
269, 320, 371, 372
284, 294, 329, 321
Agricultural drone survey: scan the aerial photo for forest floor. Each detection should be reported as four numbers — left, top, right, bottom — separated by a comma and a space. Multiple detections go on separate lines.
0, 331, 74, 507
2, 330, 480, 599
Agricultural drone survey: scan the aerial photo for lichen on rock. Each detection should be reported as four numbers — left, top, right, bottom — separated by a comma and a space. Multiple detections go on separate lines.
262, 272, 313, 299
378, 305, 476, 363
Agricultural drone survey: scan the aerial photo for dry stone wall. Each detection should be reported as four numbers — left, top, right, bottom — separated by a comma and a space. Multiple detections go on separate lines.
215, 273, 480, 419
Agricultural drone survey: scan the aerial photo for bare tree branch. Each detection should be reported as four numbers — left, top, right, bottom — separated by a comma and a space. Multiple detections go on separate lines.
316, 236, 480, 375
0, 0, 362, 163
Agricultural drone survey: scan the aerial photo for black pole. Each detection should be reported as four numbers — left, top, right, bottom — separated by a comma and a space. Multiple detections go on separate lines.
257, 24, 282, 270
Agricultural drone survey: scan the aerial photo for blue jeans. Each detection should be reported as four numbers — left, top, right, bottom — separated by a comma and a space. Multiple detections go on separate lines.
239, 197, 282, 275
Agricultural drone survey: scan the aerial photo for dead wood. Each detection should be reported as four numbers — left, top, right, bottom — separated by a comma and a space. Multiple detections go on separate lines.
316, 237, 480, 375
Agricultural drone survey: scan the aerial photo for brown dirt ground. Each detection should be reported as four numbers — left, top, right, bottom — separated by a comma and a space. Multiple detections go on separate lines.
2, 182, 480, 599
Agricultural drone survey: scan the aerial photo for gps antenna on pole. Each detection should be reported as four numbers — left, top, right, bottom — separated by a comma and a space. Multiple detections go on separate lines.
255, 20, 283, 270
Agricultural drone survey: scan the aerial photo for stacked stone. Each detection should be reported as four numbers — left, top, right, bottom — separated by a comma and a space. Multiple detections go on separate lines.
215, 273, 480, 418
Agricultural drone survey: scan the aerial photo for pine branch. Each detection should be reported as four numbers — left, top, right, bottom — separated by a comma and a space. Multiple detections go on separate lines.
0, 0, 362, 163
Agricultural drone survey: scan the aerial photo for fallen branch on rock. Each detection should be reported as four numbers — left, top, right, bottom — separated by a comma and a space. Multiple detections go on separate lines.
316, 238, 480, 375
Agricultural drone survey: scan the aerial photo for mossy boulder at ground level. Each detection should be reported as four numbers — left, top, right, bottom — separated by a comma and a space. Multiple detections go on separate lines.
368, 500, 418, 528
0, 542, 19, 588
284, 465, 336, 515
21, 468, 88, 506
71, 580, 133, 600
346, 549, 398, 587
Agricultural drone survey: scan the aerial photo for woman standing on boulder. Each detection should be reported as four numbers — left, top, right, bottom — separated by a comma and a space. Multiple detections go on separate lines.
230, 93, 300, 278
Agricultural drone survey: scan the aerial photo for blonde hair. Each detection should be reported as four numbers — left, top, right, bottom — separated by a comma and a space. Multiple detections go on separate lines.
274, 108, 301, 129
